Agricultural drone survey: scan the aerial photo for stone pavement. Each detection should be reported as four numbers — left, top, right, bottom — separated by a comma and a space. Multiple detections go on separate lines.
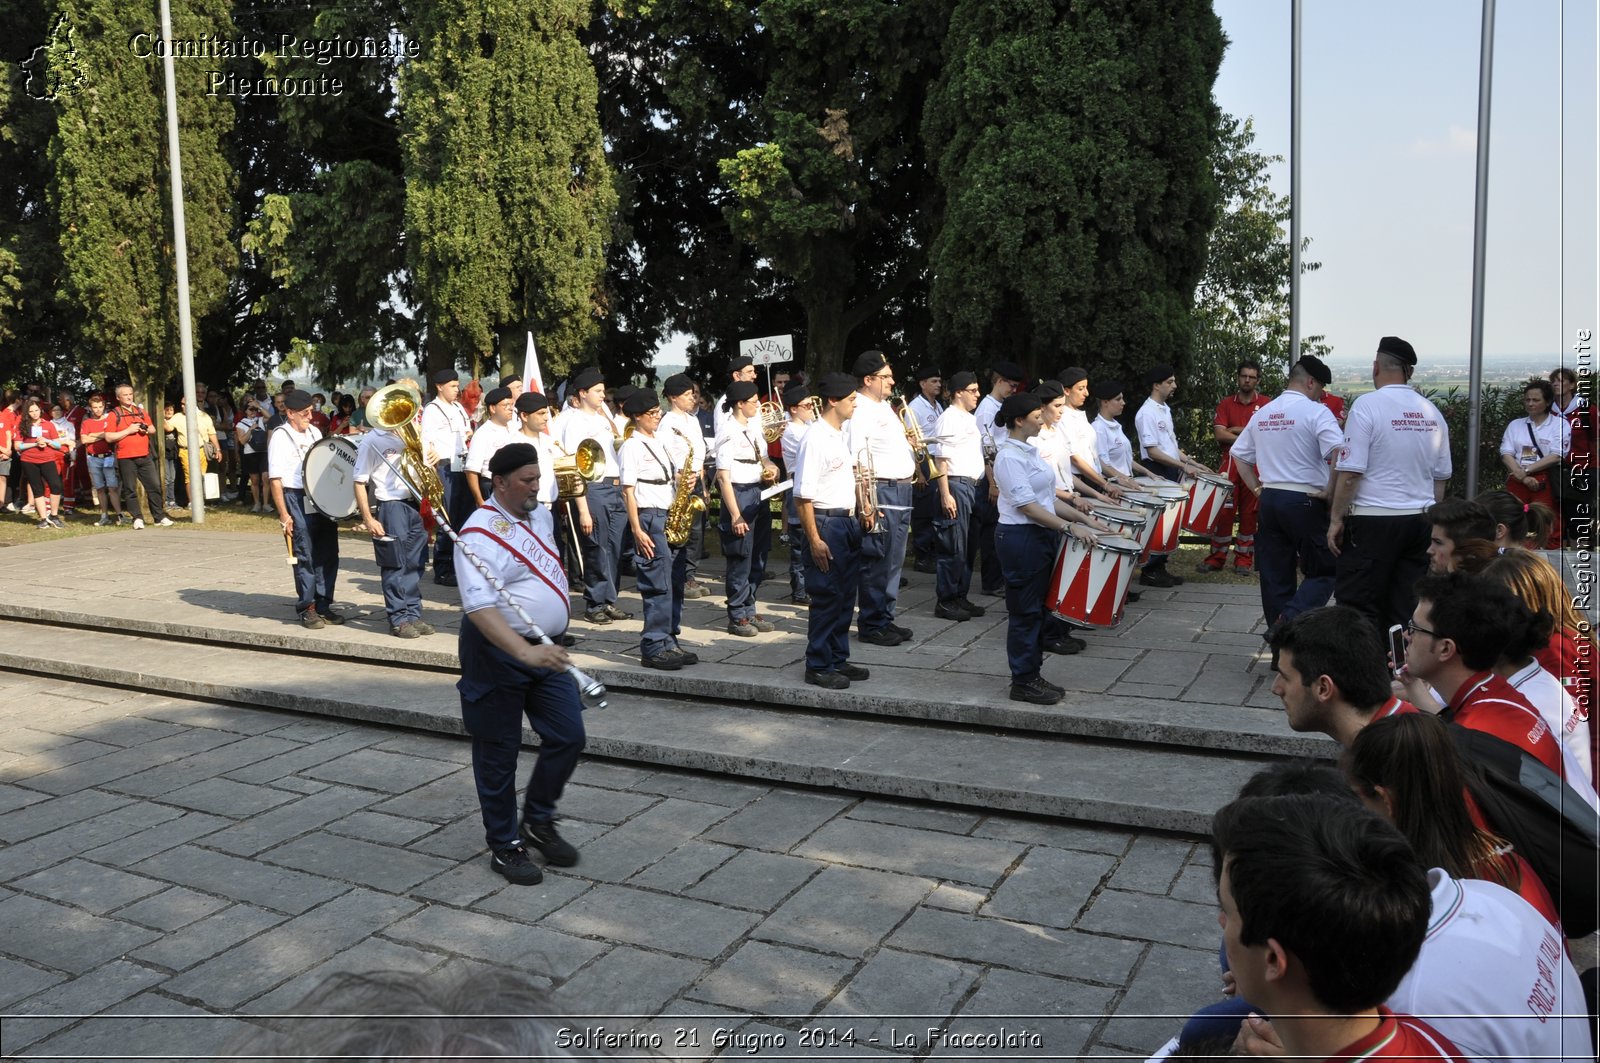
0, 672, 1228, 1060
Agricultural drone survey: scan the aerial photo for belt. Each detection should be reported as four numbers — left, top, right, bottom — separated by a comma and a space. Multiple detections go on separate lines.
376, 496, 419, 507
1349, 504, 1426, 517
1261, 482, 1321, 495
946, 475, 978, 485
814, 507, 854, 517
636, 478, 671, 486
878, 476, 913, 485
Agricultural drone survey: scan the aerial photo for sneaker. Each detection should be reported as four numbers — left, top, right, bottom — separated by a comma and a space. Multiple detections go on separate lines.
157, 517, 174, 527
1139, 568, 1177, 588
934, 601, 971, 621
642, 650, 683, 671
95, 515, 111, 527
584, 608, 612, 625
727, 621, 758, 637
132, 518, 146, 530
805, 669, 850, 689
37, 519, 51, 530
956, 598, 988, 617
603, 604, 633, 621
490, 844, 544, 885
792, 592, 812, 605
115, 515, 128, 526
838, 662, 870, 681
520, 819, 579, 867
1044, 635, 1087, 655
682, 581, 708, 600
320, 607, 347, 625
49, 516, 67, 529
889, 623, 914, 639
300, 610, 326, 630
1126, 590, 1142, 603
899, 576, 909, 588
1010, 677, 1063, 705
2, 502, 14, 512
390, 622, 421, 639
558, 633, 578, 647
858, 627, 904, 647
751, 617, 776, 633
412, 621, 436, 636
20, 503, 34, 515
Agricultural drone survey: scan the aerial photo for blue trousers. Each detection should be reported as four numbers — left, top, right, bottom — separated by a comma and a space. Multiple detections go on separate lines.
720, 482, 762, 623
912, 480, 939, 561
858, 480, 912, 634
458, 619, 586, 850
996, 523, 1052, 683
805, 514, 862, 673
936, 476, 976, 603
787, 520, 810, 599
633, 508, 687, 658
972, 473, 1003, 593
1256, 489, 1336, 627
432, 463, 472, 576
578, 480, 627, 609
750, 489, 773, 588
374, 498, 426, 626
282, 488, 339, 616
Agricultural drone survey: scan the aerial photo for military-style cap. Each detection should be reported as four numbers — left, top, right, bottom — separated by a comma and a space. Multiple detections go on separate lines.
816, 372, 856, 400
622, 389, 660, 418
662, 373, 695, 397
851, 349, 890, 377
1376, 336, 1417, 366
570, 366, 604, 392
514, 391, 550, 414
482, 386, 512, 408
995, 393, 1043, 427
488, 442, 539, 475
284, 390, 314, 411
429, 368, 458, 386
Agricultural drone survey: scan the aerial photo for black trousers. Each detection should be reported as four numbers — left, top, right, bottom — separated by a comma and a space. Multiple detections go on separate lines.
118, 455, 168, 523
1334, 512, 1431, 636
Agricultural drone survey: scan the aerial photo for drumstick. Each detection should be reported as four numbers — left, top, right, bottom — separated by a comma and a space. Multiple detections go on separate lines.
283, 530, 298, 565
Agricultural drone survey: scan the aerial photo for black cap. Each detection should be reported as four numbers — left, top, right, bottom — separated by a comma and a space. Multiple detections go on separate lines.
1059, 367, 1088, 388
1144, 363, 1176, 387
912, 365, 940, 382
498, 373, 520, 388
1377, 336, 1417, 366
723, 381, 759, 408
783, 381, 812, 408
989, 360, 1025, 384
729, 355, 754, 373
816, 372, 856, 400
284, 390, 314, 411
851, 349, 889, 378
622, 389, 660, 418
611, 384, 638, 404
1093, 379, 1125, 401
430, 368, 457, 386
514, 391, 550, 414
947, 370, 978, 392
1297, 355, 1333, 386
570, 366, 604, 392
488, 442, 539, 476
482, 386, 512, 408
995, 393, 1043, 428
662, 373, 695, 397
1032, 380, 1064, 400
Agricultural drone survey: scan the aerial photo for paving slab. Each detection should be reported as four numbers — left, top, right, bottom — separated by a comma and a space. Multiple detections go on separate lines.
754, 865, 935, 958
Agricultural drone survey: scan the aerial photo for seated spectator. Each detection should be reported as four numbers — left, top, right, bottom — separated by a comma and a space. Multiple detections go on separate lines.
1268, 605, 1414, 747
330, 393, 357, 436
1423, 497, 1498, 574
1476, 487, 1556, 552
1211, 793, 1463, 1061
1499, 378, 1567, 548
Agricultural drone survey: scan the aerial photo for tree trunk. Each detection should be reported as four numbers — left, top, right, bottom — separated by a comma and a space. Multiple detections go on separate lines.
804, 299, 850, 377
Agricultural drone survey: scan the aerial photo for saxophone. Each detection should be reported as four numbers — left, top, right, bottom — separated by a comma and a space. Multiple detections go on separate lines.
665, 427, 707, 547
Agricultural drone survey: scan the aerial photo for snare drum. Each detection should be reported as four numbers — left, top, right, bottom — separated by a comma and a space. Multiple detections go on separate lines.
1182, 472, 1234, 535
1131, 487, 1187, 559
1092, 505, 1150, 550
1119, 493, 1164, 553
1047, 533, 1142, 628
302, 436, 360, 520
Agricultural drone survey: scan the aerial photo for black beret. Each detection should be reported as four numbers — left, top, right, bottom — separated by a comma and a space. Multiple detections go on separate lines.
570, 367, 604, 392
1144, 363, 1176, 387
851, 349, 889, 377
488, 442, 540, 476
783, 381, 813, 408
912, 365, 940, 382
1059, 367, 1088, 388
482, 387, 512, 408
610, 384, 638, 404
498, 373, 520, 388
1093, 379, 1125, 401
1297, 356, 1333, 386
1032, 380, 1065, 400
816, 372, 856, 400
729, 355, 754, 373
514, 391, 550, 414
284, 390, 314, 411
662, 373, 695, 398
996, 393, 1043, 428
622, 389, 660, 418
947, 370, 978, 392
430, 368, 458, 386
1377, 336, 1417, 366
990, 361, 1025, 384
723, 380, 759, 406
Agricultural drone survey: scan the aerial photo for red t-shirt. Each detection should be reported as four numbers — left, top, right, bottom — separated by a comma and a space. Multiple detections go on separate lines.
1445, 672, 1565, 778
1329, 1007, 1465, 1062
1322, 392, 1347, 425
80, 415, 113, 456
310, 409, 331, 433
18, 420, 60, 464
107, 405, 153, 459
1213, 391, 1271, 474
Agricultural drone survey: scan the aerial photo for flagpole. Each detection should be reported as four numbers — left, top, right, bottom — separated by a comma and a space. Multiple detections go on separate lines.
1465, 0, 1495, 497
160, 0, 203, 522
1289, 0, 1303, 365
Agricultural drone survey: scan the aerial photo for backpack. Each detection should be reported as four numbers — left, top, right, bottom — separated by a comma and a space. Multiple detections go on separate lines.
249, 423, 268, 451
1449, 723, 1600, 937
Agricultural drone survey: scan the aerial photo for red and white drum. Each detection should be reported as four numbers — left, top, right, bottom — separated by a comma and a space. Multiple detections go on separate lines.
1182, 472, 1234, 535
1092, 505, 1151, 552
1047, 533, 1142, 629
1120, 493, 1165, 553
1129, 488, 1186, 559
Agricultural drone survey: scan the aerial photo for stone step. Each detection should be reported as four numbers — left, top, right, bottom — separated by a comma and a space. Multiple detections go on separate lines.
0, 604, 1327, 762
0, 619, 1272, 834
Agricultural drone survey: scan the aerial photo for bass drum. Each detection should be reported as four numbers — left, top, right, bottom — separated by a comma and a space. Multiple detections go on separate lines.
302, 436, 360, 520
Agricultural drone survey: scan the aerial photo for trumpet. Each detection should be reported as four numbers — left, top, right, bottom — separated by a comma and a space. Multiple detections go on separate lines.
890, 392, 943, 484
855, 447, 883, 534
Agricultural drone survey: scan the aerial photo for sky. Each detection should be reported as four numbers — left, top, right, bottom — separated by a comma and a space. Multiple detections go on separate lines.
1213, 0, 1598, 364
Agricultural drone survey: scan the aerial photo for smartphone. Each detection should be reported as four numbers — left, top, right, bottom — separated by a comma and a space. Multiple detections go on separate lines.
1387, 624, 1407, 678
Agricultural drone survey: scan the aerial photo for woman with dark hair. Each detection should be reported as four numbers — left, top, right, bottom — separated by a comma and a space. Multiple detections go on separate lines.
1347, 712, 1559, 929
1473, 488, 1555, 551
1498, 379, 1567, 548
14, 398, 67, 528
991, 392, 1112, 705
330, 393, 358, 436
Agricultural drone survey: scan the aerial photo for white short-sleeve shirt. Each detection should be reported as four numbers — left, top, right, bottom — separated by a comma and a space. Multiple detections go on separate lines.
932, 405, 984, 479
619, 433, 677, 510
1499, 415, 1570, 468
995, 438, 1057, 524
455, 501, 569, 638
420, 398, 470, 471
1135, 399, 1179, 465
267, 423, 321, 488
352, 429, 411, 502
795, 418, 856, 511
845, 392, 915, 481
464, 419, 522, 477
555, 407, 620, 479
714, 418, 767, 486
1230, 390, 1344, 491
1095, 415, 1135, 476
1335, 385, 1451, 509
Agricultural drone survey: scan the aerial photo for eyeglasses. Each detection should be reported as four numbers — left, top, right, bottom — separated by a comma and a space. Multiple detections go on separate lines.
1403, 620, 1438, 638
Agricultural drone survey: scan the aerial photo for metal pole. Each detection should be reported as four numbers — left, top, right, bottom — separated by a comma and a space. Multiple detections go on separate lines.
1289, 0, 1303, 364
1465, 0, 1496, 497
159, 0, 203, 523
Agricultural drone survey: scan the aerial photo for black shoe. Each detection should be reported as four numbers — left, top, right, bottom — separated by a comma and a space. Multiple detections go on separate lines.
320, 607, 346, 625
899, 576, 909, 588
792, 593, 812, 605
935, 601, 970, 621
913, 558, 937, 574
643, 650, 683, 671
1010, 677, 1063, 705
412, 620, 436, 636
584, 608, 612, 625
603, 604, 633, 621
858, 627, 904, 646
1139, 569, 1178, 588
838, 662, 870, 681
1044, 636, 1087, 655
558, 633, 578, 647
491, 844, 544, 885
672, 645, 699, 666
890, 623, 913, 639
1125, 590, 1141, 603
1038, 676, 1066, 695
956, 597, 987, 617
520, 820, 579, 867
434, 573, 458, 587
1169, 573, 1185, 586
805, 669, 850, 689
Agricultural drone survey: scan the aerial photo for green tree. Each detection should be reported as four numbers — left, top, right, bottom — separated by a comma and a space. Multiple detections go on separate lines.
923, 0, 1224, 385
402, 0, 616, 380
48, 0, 237, 401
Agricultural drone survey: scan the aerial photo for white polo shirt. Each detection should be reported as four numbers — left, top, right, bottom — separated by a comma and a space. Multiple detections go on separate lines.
514, 428, 559, 506
619, 433, 677, 510
267, 423, 321, 488
1135, 398, 1179, 466
795, 418, 855, 511
780, 417, 811, 479
660, 408, 706, 473
975, 394, 1008, 453
456, 500, 569, 638
1060, 406, 1100, 475
714, 417, 767, 486
1335, 384, 1451, 510
908, 394, 942, 439
420, 397, 470, 471
352, 429, 411, 503
1094, 415, 1135, 476
463, 419, 522, 477
1507, 658, 1596, 801
556, 407, 620, 479
846, 391, 915, 481
1230, 390, 1344, 491
1499, 415, 1570, 469
932, 405, 984, 479
1029, 424, 1074, 492
995, 438, 1057, 525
